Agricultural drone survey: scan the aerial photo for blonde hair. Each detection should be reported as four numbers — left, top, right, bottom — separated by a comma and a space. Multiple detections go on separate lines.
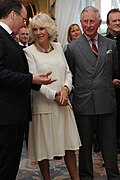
29, 13, 57, 42
67, 23, 82, 43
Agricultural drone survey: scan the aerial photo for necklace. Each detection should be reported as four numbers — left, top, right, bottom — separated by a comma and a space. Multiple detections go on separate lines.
35, 42, 52, 53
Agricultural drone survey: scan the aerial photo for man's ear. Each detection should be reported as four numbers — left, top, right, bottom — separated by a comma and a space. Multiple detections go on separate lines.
9, 11, 16, 21
99, 20, 102, 27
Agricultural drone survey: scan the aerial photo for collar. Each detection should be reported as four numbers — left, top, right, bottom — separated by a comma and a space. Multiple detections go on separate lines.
84, 33, 98, 42
106, 32, 120, 40
19, 41, 28, 47
0, 22, 12, 34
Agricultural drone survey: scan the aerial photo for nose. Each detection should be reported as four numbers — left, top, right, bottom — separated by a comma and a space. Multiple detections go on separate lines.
116, 20, 120, 25
37, 29, 41, 34
25, 34, 29, 37
86, 21, 91, 27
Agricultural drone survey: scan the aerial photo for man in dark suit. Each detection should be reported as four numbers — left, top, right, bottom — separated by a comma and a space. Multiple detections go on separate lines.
18, 26, 30, 148
65, 6, 120, 180
0, 0, 56, 180
106, 8, 120, 153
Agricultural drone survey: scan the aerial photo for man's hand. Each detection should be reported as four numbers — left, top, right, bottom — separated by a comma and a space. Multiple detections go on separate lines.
113, 79, 120, 87
32, 71, 57, 85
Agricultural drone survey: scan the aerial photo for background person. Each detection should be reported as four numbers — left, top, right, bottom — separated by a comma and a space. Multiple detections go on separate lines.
64, 23, 82, 52
0, 1, 56, 179
67, 23, 82, 43
24, 13, 81, 180
18, 26, 30, 148
18, 26, 30, 48
65, 6, 120, 180
106, 8, 120, 153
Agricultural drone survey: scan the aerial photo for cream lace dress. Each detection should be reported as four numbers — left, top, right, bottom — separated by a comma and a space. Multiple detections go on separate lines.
24, 42, 81, 161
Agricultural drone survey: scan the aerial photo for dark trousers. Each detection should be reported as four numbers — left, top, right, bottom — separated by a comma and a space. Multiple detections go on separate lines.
24, 120, 29, 148
116, 89, 120, 148
0, 124, 25, 180
74, 112, 120, 180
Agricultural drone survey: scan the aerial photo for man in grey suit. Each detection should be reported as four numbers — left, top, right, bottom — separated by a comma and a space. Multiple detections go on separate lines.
65, 6, 120, 180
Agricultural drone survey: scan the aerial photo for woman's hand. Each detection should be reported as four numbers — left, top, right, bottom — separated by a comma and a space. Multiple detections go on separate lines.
55, 86, 69, 106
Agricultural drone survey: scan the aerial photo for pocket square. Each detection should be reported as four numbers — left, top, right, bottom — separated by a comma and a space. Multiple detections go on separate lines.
106, 49, 112, 54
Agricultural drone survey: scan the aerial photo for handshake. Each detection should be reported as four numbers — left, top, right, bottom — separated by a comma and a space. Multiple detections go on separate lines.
32, 71, 57, 85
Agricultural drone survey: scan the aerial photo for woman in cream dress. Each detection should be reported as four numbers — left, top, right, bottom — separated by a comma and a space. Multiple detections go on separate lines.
24, 13, 81, 180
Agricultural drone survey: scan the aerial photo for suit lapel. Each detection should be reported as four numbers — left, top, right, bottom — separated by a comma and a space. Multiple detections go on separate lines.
0, 26, 29, 72
8, 34, 29, 72
76, 35, 97, 67
76, 34, 108, 78
93, 34, 108, 77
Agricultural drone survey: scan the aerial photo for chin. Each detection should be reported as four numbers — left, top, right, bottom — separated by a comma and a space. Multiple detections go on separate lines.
114, 28, 120, 32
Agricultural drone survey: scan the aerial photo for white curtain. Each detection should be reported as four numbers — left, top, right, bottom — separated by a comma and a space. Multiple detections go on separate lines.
111, 0, 120, 8
55, 0, 94, 47
81, 0, 94, 7
55, 0, 81, 47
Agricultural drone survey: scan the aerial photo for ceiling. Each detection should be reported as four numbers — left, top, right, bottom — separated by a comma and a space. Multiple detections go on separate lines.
22, 0, 35, 7
22, 0, 54, 17
22, 0, 36, 17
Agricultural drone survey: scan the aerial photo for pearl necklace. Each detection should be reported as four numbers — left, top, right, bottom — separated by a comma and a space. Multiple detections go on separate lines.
35, 42, 52, 53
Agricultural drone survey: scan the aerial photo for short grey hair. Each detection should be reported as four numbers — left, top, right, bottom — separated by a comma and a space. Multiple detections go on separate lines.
80, 6, 101, 21
29, 13, 57, 42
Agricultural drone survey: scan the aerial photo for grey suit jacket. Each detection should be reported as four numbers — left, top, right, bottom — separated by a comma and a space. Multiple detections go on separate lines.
65, 34, 118, 115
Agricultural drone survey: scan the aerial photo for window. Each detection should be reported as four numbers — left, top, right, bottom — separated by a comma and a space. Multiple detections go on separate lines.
74, 0, 120, 35
100, 0, 120, 35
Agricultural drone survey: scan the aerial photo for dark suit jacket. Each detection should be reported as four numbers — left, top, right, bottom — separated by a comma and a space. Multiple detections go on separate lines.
65, 34, 118, 115
106, 33, 120, 78
0, 26, 33, 125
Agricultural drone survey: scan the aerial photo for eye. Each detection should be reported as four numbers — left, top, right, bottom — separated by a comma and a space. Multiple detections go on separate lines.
39, 27, 45, 31
112, 19, 120, 23
83, 20, 88, 24
90, 20, 95, 24
32, 27, 45, 32
32, 28, 38, 31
